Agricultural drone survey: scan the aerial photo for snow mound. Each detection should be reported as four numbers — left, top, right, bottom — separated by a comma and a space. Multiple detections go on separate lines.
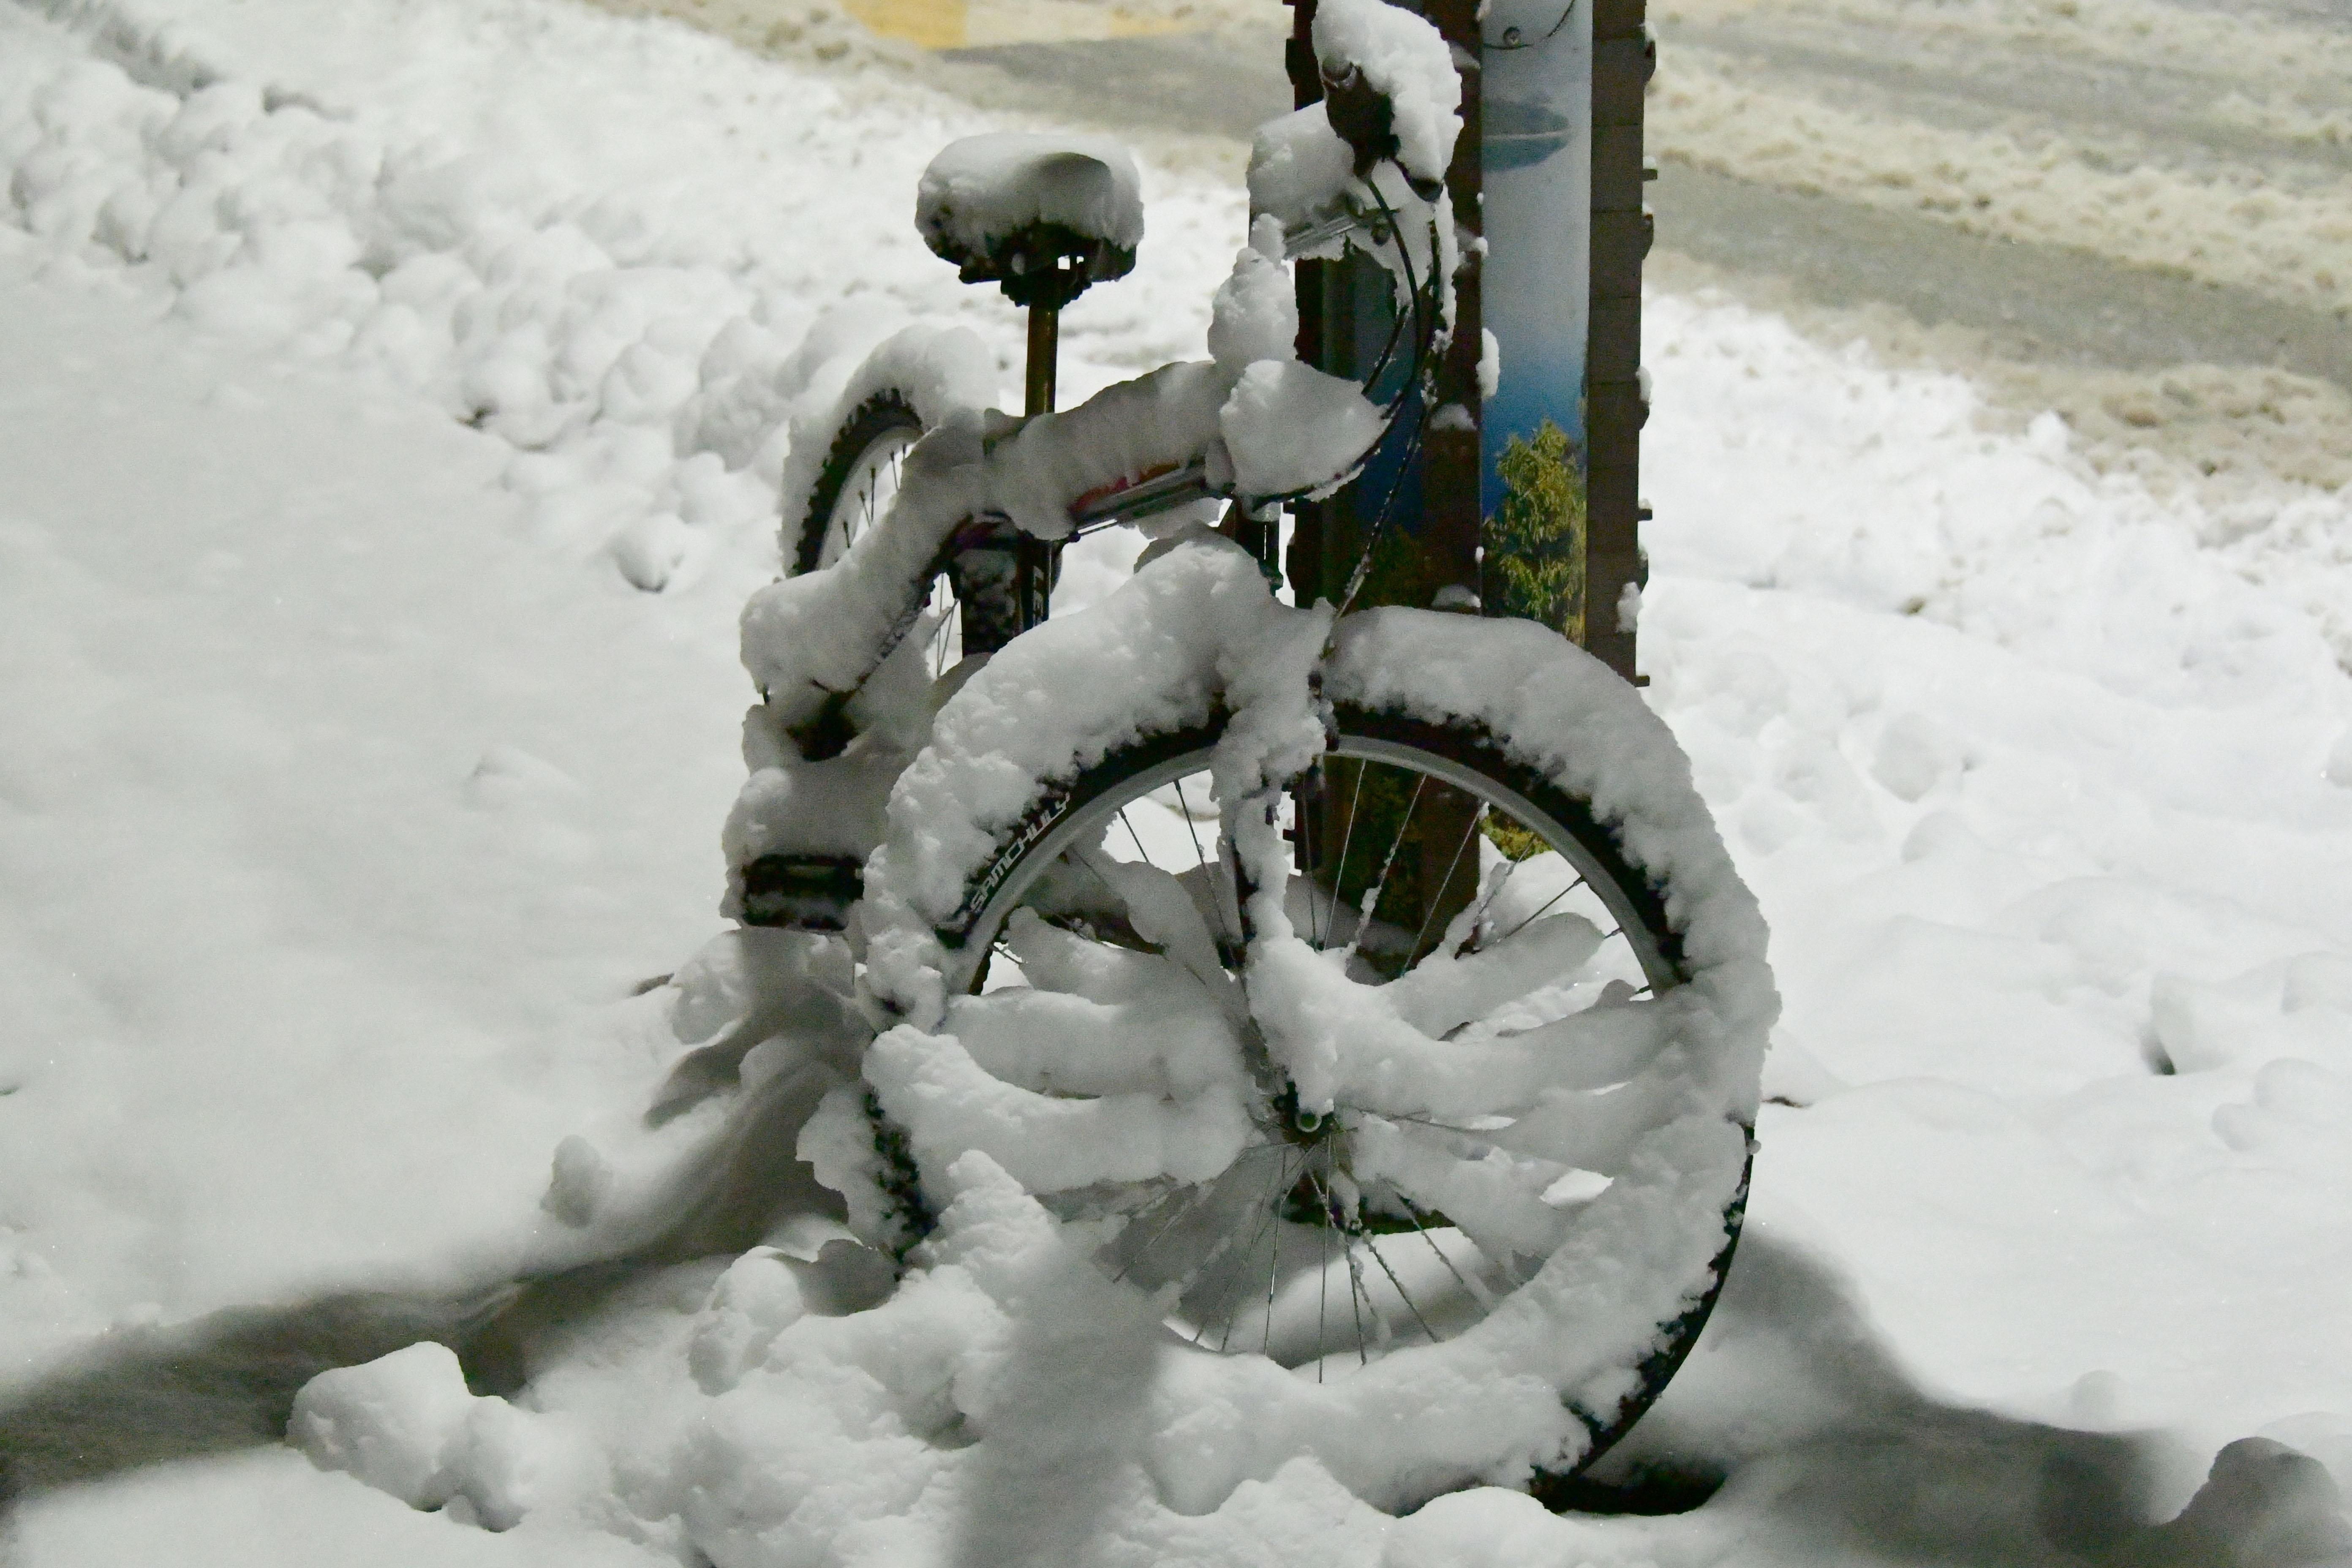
1220, 357, 1386, 496
1248, 104, 1360, 243
2156, 1438, 2352, 1566
668, 1151, 1403, 1565
290, 1341, 608, 1531
289, 1341, 478, 1509
0, 0, 1239, 612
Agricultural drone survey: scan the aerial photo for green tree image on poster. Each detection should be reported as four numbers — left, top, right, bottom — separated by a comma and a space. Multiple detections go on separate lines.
1485, 417, 1587, 645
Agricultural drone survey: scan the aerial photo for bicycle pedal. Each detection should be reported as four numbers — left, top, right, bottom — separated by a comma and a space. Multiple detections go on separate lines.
740, 854, 864, 931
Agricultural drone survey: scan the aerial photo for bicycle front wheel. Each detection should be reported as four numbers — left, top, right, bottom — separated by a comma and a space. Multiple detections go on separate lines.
941, 702, 1730, 1424
848, 590, 1769, 1506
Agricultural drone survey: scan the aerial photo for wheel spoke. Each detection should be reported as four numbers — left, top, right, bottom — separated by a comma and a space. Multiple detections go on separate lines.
1342, 772, 1426, 968
1406, 803, 1485, 966
1320, 756, 1371, 952
1312, 1158, 1333, 1381
1109, 1146, 1272, 1285
1106, 1183, 1206, 1285
1263, 1171, 1282, 1356
927, 575, 958, 674
1117, 807, 1153, 866
1361, 1226, 1444, 1348
1399, 1197, 1494, 1312
1386, 1112, 1506, 1142
1343, 1229, 1375, 1364
1215, 1147, 1293, 1352
1169, 1166, 1263, 1345
1170, 777, 1227, 943
1154, 1151, 1287, 1321
1494, 874, 1587, 947
1457, 852, 1526, 956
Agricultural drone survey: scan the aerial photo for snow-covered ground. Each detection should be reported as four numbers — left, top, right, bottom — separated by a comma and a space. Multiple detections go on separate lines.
1640, 0, 2352, 503
1651, 0, 2352, 316
4, 0, 2352, 1562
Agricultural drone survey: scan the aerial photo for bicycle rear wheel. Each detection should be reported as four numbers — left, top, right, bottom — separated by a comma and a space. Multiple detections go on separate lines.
787, 391, 963, 680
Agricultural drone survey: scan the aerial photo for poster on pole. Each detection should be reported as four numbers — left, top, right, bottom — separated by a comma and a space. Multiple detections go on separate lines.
1480, 0, 1593, 645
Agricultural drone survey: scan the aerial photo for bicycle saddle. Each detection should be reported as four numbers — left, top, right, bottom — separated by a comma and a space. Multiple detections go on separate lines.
916, 133, 1143, 309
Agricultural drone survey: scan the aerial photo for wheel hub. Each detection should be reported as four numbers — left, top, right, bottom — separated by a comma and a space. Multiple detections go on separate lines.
1272, 1083, 1342, 1147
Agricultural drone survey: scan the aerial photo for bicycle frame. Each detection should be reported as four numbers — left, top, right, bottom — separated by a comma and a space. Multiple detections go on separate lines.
811, 199, 1447, 729
738, 67, 1458, 928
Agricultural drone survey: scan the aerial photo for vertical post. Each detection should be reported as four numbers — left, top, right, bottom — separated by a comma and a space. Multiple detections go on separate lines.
1585, 0, 1652, 682
1284, 0, 1328, 608
1285, 0, 1332, 882
1420, 0, 1482, 605
1479, 0, 1595, 653
1290, 0, 1490, 936
1415, 0, 1485, 947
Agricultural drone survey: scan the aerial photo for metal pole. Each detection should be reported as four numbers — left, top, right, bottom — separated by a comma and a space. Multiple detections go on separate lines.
1420, 0, 1484, 607
1585, 0, 1653, 682
1284, 0, 1329, 607
1415, 0, 1485, 947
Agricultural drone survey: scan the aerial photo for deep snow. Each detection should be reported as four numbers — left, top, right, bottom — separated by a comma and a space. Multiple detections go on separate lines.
4, 0, 2352, 1562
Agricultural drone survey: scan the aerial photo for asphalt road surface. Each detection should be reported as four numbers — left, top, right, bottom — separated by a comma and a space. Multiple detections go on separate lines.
939, 12, 2352, 378
940, 0, 2352, 490
589, 0, 2352, 488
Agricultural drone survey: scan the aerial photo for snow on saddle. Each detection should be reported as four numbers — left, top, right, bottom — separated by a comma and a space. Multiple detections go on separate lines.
915, 134, 1143, 309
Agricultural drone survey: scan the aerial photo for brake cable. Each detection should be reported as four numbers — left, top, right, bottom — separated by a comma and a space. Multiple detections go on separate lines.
1331, 166, 1442, 624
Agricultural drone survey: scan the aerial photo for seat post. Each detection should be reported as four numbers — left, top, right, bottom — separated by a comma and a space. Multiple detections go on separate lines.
914, 138, 1138, 652
1024, 298, 1058, 415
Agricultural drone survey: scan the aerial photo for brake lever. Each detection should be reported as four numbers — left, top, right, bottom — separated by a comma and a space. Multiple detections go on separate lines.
1281, 210, 1364, 259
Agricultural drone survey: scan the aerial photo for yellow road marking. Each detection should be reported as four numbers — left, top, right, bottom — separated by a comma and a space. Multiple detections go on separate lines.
842, 0, 1194, 49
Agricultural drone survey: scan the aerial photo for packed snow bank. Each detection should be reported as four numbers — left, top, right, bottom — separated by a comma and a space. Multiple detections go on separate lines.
0, 0, 1242, 605
291, 1339, 617, 1533
0, 229, 774, 1367
1652, 49, 2352, 316
242, 1173, 2352, 1567
1645, 289, 2352, 686
1636, 288, 2352, 1488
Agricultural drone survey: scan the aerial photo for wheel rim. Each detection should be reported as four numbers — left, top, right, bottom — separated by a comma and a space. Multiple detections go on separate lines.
814, 426, 917, 567
816, 426, 964, 679
940, 719, 1693, 1377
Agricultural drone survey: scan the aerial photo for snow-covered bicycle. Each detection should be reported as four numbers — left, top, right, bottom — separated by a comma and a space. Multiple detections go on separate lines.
724, 0, 1773, 1511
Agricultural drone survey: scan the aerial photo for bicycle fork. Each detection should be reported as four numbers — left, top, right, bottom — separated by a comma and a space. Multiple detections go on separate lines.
950, 532, 1056, 655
